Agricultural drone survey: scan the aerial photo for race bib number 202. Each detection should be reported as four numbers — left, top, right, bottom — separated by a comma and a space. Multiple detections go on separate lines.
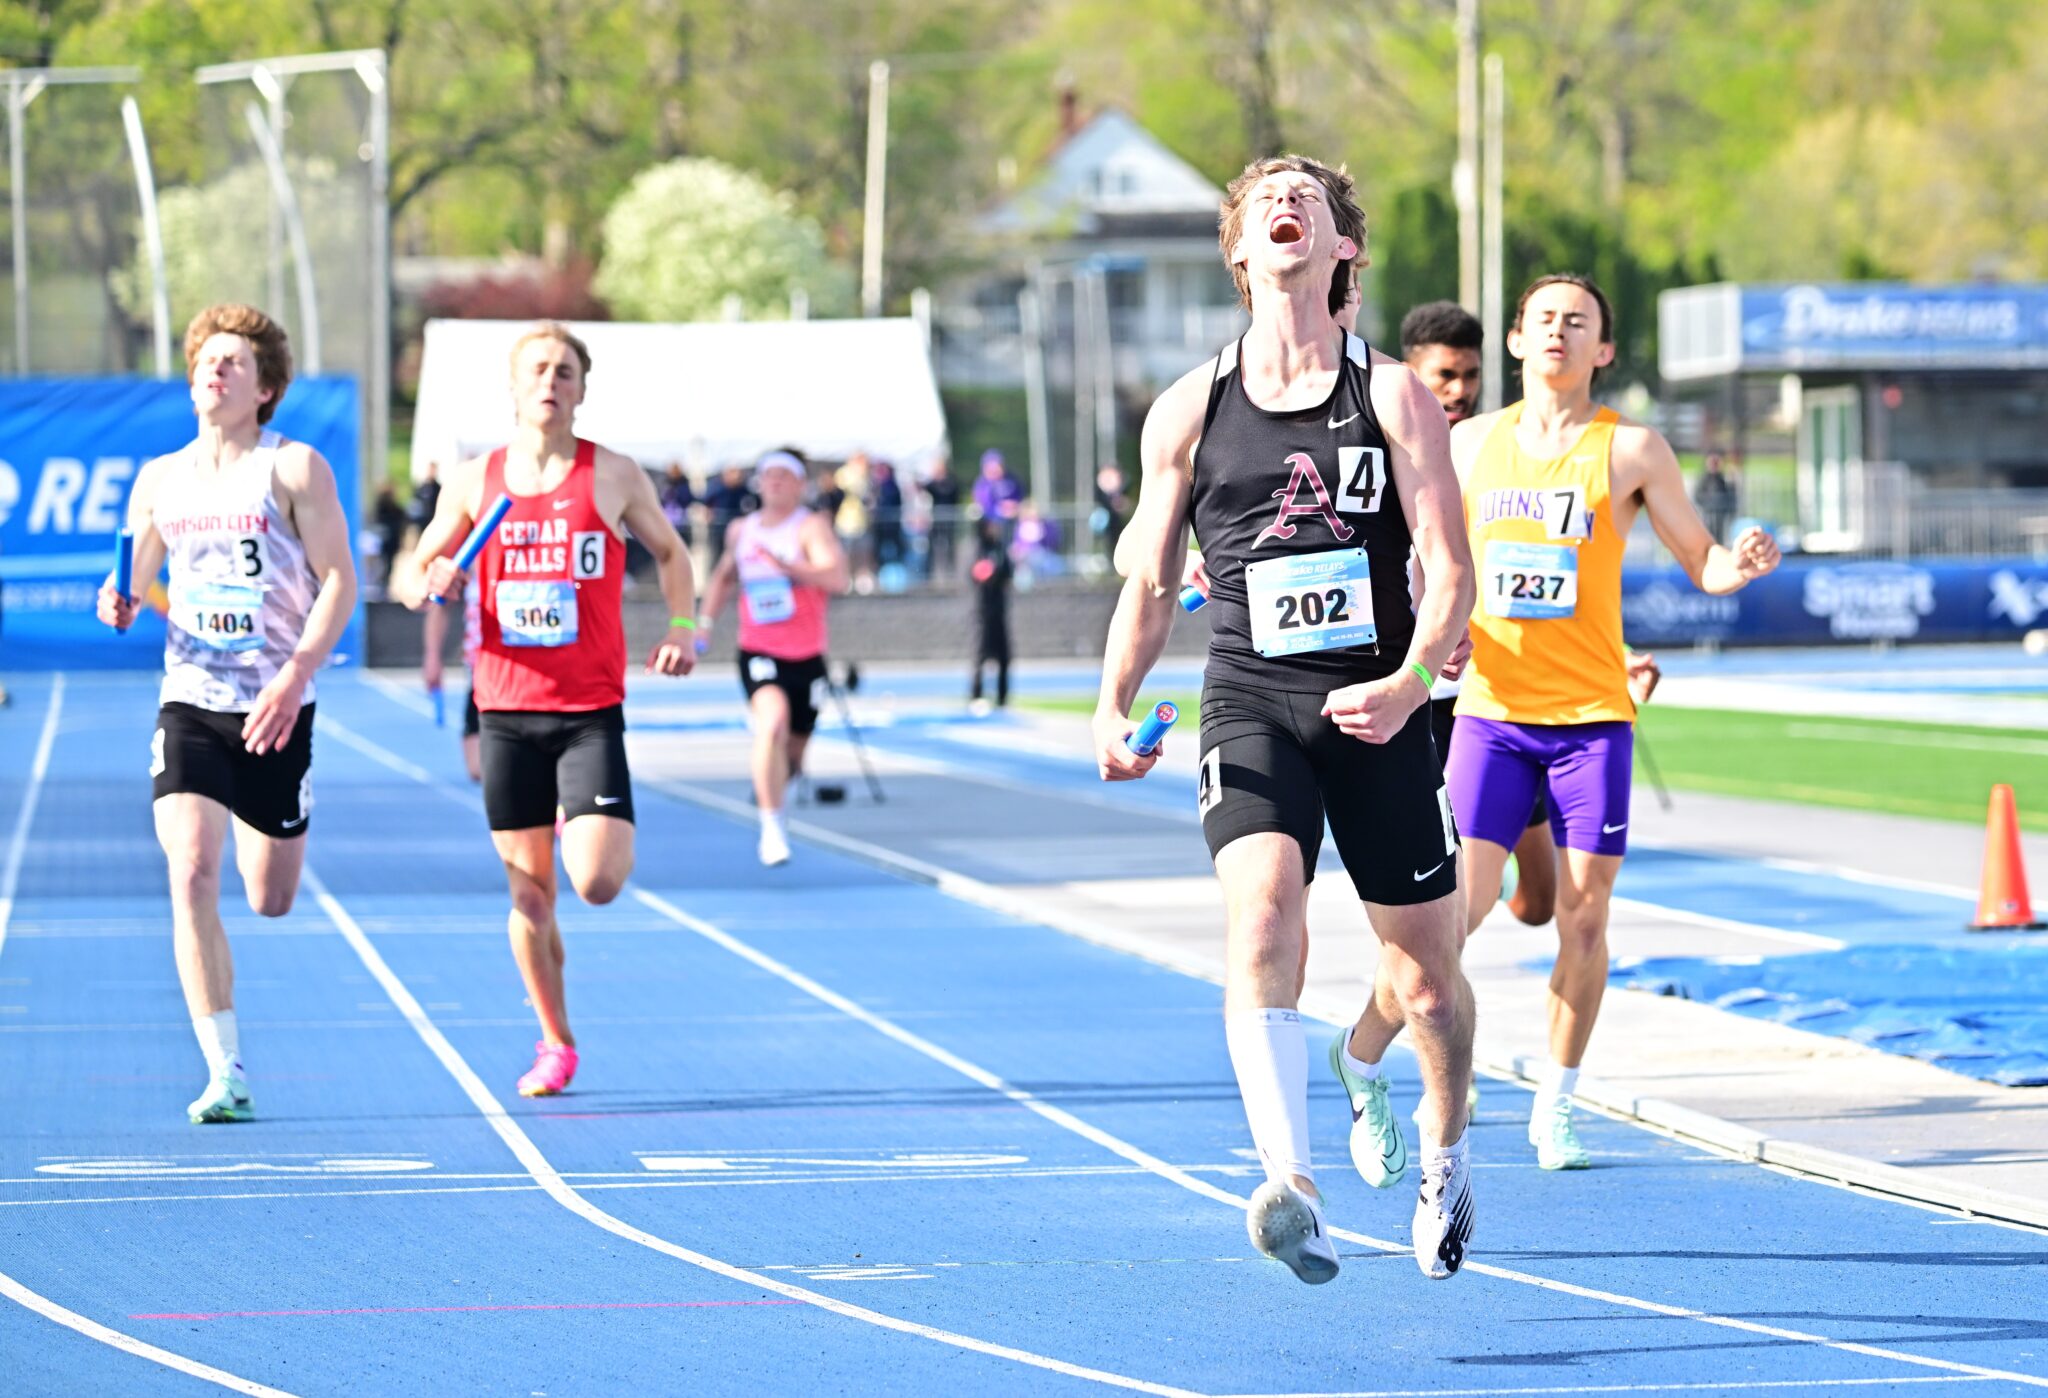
1246, 548, 1377, 658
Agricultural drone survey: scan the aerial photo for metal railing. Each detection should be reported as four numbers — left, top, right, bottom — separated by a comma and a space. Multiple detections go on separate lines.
1627, 476, 2048, 564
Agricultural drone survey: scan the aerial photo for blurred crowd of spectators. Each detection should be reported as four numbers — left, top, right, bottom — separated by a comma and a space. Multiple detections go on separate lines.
362, 447, 1132, 601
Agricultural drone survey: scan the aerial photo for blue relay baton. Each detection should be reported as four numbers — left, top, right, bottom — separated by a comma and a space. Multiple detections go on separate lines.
429, 683, 446, 728
1178, 585, 1207, 612
113, 528, 135, 633
433, 493, 514, 605
1123, 700, 1178, 759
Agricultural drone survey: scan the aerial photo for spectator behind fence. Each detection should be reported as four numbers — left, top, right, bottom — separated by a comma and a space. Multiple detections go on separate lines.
1694, 451, 1738, 545
660, 463, 696, 542
372, 483, 407, 597
973, 449, 1022, 532
1009, 498, 1062, 581
923, 457, 961, 579
969, 518, 1013, 711
1092, 462, 1129, 564
835, 452, 874, 589
409, 460, 442, 535
703, 463, 760, 566
871, 459, 905, 573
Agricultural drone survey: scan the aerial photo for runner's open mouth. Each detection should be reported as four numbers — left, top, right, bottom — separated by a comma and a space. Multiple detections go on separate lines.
1270, 213, 1304, 244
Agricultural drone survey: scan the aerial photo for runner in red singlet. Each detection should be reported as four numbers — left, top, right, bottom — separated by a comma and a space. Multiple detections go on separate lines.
403, 322, 697, 1096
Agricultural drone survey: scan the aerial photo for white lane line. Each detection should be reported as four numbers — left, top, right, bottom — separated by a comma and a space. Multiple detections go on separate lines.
625, 884, 2048, 1391
1604, 896, 1847, 952
0, 676, 298, 1398
350, 681, 2048, 1391
1218, 1377, 1994, 1397
0, 672, 65, 955
0, 1270, 297, 1397
303, 875, 1196, 1396
806, 730, 1871, 948
1785, 720, 2048, 758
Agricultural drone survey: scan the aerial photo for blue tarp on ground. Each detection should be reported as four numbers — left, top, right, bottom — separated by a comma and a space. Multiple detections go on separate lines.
1611, 944, 2048, 1087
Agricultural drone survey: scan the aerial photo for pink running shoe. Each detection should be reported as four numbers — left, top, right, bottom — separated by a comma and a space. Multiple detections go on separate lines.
517, 1041, 579, 1097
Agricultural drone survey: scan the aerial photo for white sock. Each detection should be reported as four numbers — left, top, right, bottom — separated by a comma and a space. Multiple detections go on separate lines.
761, 808, 787, 837
1537, 1062, 1580, 1104
1340, 1036, 1382, 1082
1422, 1128, 1470, 1163
193, 1010, 240, 1077
1225, 1007, 1313, 1187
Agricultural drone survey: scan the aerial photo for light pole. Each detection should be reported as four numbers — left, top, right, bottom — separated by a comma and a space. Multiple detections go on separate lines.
198, 50, 390, 485
4, 66, 143, 375
860, 60, 890, 318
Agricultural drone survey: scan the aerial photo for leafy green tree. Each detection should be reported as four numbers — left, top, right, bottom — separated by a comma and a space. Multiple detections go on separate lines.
593, 157, 853, 321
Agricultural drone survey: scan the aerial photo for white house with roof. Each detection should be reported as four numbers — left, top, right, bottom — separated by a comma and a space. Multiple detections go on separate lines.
940, 108, 1245, 390
933, 107, 1251, 491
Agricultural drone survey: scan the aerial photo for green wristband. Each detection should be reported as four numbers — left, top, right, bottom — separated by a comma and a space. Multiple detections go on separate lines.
668, 616, 697, 630
1407, 661, 1433, 694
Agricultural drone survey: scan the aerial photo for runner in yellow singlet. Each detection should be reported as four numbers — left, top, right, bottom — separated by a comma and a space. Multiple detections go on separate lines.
1354, 273, 1779, 1172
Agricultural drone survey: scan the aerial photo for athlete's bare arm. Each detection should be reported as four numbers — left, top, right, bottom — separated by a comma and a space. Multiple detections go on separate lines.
97, 454, 172, 631
785, 513, 852, 594
602, 448, 698, 677
1323, 358, 1475, 744
696, 520, 744, 625
241, 443, 359, 755
399, 454, 488, 610
1613, 423, 1779, 594
1095, 365, 1204, 780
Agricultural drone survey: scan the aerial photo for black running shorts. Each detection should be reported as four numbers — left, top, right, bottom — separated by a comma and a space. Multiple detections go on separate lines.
1431, 695, 1546, 830
1199, 680, 1458, 905
151, 701, 315, 839
738, 650, 829, 737
478, 705, 634, 831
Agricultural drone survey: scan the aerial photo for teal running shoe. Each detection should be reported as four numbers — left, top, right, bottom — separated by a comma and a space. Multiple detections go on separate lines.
1245, 1179, 1339, 1285
1329, 1034, 1406, 1188
1530, 1095, 1590, 1170
188, 1068, 253, 1124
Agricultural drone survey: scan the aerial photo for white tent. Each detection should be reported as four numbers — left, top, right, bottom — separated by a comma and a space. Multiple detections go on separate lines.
409, 317, 949, 482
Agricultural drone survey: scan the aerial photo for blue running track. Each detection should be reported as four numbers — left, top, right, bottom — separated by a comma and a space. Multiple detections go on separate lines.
2, 671, 2046, 1396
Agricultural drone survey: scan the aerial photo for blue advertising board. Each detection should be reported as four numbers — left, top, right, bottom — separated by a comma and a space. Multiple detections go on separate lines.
1622, 556, 2048, 648
1740, 283, 2048, 371
0, 377, 360, 671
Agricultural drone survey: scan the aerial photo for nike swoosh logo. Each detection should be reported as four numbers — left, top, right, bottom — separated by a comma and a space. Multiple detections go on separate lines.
1328, 412, 1360, 430
594, 795, 623, 806
280, 815, 307, 829
552, 499, 575, 510
1413, 859, 1446, 881
1602, 822, 1626, 834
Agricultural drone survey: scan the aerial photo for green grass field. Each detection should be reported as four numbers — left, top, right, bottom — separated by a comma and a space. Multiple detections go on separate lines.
1024, 696, 2048, 832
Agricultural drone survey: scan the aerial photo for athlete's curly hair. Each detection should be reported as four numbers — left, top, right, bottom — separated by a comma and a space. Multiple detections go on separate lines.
1218, 155, 1367, 318
1399, 301, 1484, 357
183, 304, 293, 425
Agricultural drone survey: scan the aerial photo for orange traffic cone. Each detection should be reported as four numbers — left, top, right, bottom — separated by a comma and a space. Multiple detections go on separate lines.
1969, 784, 2045, 932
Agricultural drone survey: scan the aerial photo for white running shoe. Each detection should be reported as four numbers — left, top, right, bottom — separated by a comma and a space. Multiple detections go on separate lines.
187, 1066, 253, 1124
1328, 1035, 1406, 1188
1412, 1145, 1474, 1280
1530, 1095, 1591, 1170
1245, 1179, 1339, 1285
758, 824, 792, 867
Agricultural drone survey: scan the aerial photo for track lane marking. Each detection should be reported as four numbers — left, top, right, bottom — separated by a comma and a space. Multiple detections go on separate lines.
0, 675, 299, 1397
344, 682, 2048, 1393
